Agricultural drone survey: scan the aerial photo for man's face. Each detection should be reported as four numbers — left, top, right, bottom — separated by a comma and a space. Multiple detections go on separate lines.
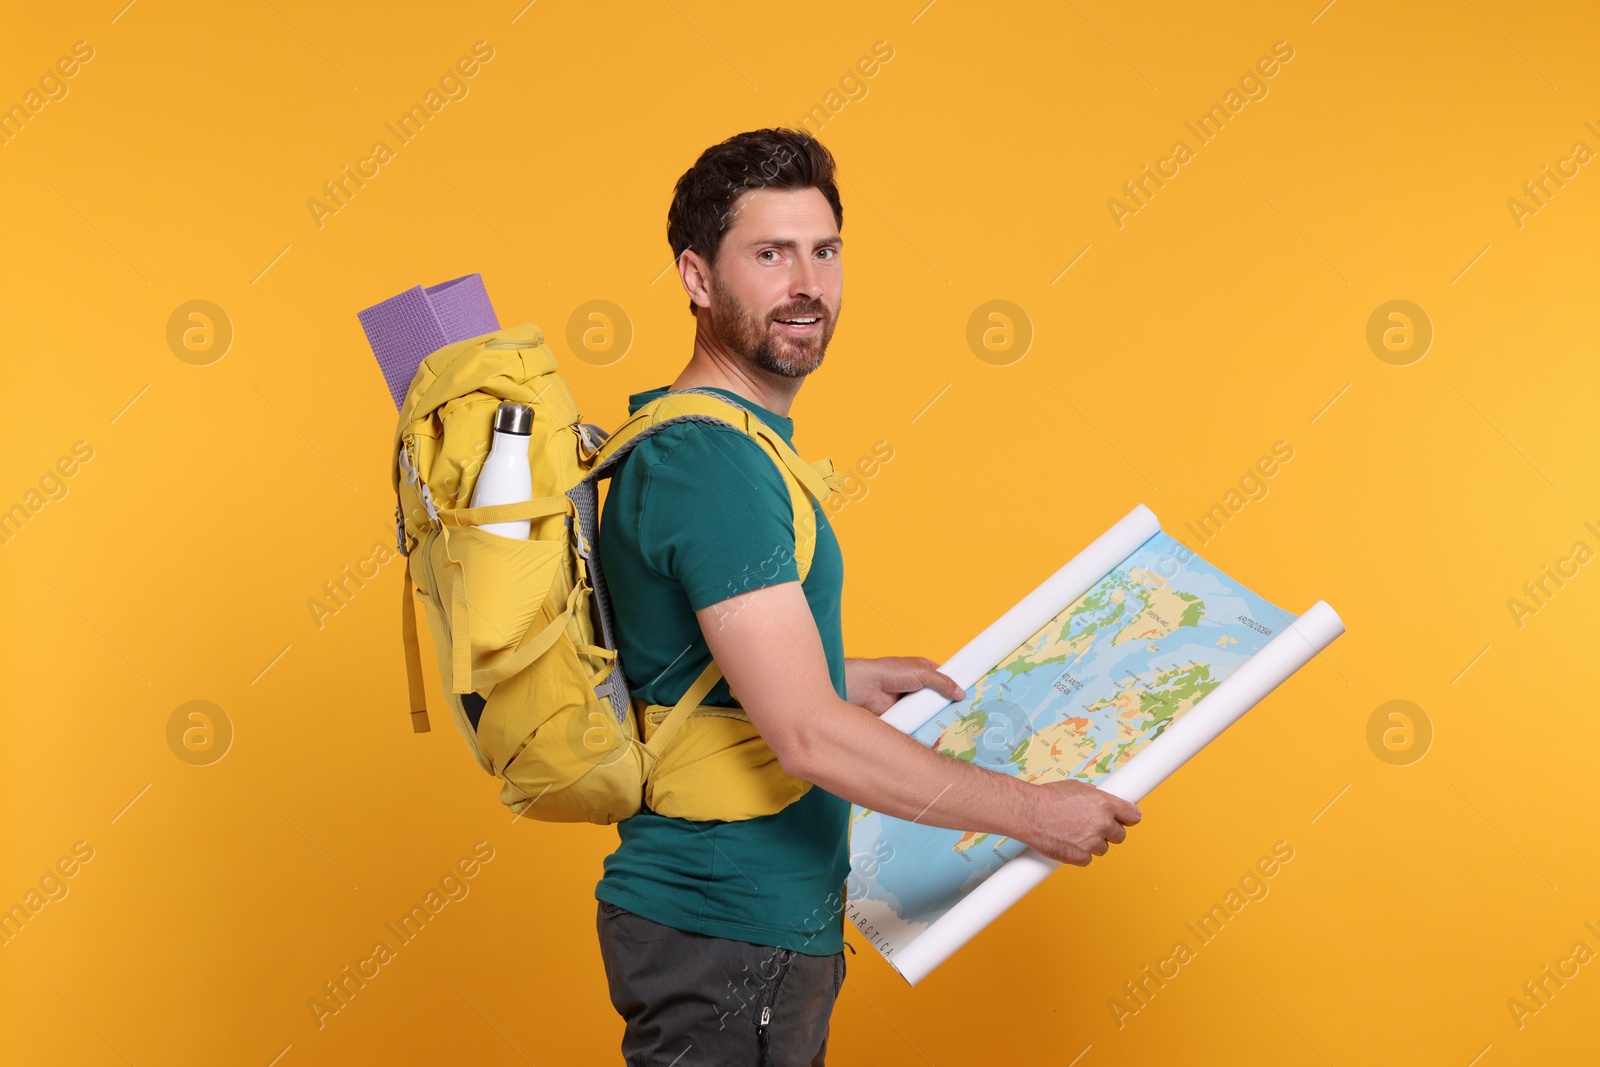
700, 186, 842, 378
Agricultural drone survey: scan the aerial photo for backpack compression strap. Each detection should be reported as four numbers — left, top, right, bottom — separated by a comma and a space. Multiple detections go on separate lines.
402, 566, 430, 733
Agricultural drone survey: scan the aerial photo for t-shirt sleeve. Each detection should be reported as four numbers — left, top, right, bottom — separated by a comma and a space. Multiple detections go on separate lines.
635, 423, 799, 611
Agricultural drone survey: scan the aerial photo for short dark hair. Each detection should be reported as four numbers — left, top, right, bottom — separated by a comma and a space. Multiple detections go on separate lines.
666, 127, 844, 315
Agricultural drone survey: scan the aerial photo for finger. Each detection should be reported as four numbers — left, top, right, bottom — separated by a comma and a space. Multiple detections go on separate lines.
926, 668, 966, 701
905, 666, 960, 701
1115, 800, 1142, 825
915, 658, 965, 696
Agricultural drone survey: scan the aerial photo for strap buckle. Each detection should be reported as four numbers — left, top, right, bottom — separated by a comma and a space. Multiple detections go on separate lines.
575, 421, 609, 460
398, 438, 421, 485
397, 438, 440, 532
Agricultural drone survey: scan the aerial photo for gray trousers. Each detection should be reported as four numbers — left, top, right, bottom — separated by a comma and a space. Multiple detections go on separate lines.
595, 899, 847, 1066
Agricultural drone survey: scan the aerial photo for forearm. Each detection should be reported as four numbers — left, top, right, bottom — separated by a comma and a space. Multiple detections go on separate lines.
785, 697, 1038, 839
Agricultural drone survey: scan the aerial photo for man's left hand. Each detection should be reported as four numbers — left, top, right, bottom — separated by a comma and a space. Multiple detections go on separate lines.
844, 656, 966, 715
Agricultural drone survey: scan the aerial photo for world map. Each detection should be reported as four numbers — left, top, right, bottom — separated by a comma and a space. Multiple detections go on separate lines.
844, 531, 1293, 956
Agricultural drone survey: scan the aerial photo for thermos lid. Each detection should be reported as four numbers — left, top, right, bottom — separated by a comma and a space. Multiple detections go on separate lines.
493, 401, 533, 435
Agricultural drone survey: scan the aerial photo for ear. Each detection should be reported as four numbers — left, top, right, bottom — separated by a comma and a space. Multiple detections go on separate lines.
679, 249, 714, 314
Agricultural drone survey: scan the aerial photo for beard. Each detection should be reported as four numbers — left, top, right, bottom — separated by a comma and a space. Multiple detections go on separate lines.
706, 272, 837, 379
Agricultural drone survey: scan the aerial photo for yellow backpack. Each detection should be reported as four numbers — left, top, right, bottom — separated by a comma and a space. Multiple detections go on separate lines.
392, 321, 845, 825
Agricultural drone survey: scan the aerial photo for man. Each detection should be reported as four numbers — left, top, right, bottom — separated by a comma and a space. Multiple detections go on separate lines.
594, 127, 1141, 1065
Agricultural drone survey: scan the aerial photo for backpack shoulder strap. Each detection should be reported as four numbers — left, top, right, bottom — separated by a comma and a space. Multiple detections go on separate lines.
601, 389, 846, 743
592, 389, 839, 505
589, 388, 844, 584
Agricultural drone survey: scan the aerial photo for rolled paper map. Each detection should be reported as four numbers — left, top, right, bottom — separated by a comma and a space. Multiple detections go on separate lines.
845, 503, 1345, 986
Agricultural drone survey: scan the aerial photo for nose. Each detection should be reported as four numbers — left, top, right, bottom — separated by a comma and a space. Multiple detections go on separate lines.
791, 254, 823, 308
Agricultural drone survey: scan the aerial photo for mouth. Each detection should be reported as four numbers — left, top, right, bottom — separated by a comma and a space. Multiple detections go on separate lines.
772, 313, 823, 337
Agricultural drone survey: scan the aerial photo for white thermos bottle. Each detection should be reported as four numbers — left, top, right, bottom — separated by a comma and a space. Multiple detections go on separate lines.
471, 401, 534, 539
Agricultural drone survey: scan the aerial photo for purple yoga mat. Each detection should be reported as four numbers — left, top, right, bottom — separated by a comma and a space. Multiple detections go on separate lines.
358, 273, 500, 409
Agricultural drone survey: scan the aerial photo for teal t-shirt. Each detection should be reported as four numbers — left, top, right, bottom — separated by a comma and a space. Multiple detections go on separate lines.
594, 385, 850, 955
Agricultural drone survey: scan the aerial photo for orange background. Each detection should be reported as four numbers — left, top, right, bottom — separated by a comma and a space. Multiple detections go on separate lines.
3, 2, 1597, 1064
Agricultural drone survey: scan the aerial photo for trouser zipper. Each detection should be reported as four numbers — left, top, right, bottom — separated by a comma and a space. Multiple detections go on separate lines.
755, 949, 794, 1056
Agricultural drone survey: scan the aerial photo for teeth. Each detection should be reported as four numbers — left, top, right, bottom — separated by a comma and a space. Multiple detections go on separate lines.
779, 317, 817, 325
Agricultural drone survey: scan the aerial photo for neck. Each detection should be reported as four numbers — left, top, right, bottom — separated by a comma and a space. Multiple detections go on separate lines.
669, 314, 803, 417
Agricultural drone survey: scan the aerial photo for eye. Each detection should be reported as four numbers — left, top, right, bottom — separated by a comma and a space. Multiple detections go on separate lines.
759, 249, 780, 261
817, 247, 837, 260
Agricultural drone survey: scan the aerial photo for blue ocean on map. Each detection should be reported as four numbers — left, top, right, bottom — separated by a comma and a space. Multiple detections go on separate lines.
845, 530, 1295, 945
